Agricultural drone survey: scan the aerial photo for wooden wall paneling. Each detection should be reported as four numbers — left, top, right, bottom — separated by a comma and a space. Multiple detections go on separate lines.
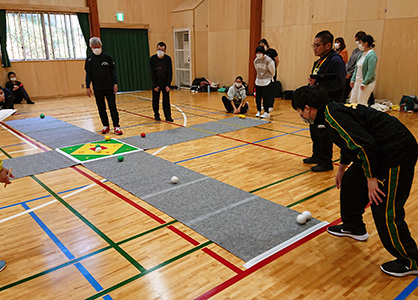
194, 31, 208, 78
385, 0, 418, 18
263, 0, 284, 28
376, 18, 418, 103
0, 4, 88, 13
236, 0, 251, 30
6, 0, 85, 6
96, 0, 119, 24
194, 0, 208, 31
345, 0, 387, 21
282, 0, 313, 26
235, 29, 250, 84
312, 0, 347, 24
64, 60, 87, 95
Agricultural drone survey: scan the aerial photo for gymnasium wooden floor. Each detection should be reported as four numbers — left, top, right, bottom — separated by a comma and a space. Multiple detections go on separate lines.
1, 90, 418, 299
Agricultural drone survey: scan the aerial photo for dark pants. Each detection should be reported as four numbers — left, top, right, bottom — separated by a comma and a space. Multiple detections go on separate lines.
94, 89, 120, 127
1, 92, 14, 109
255, 82, 273, 112
309, 124, 333, 166
343, 77, 375, 105
152, 85, 172, 120
341, 161, 418, 268
12, 87, 31, 104
221, 96, 248, 113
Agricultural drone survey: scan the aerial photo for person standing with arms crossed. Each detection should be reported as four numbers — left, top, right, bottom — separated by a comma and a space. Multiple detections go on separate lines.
150, 42, 173, 122
85, 37, 123, 135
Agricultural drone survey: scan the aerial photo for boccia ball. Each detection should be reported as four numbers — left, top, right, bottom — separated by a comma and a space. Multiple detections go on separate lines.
296, 214, 307, 225
40, 114, 45, 118
239, 114, 246, 119
95, 147, 102, 153
170, 176, 179, 184
141, 132, 146, 138
302, 211, 312, 220
117, 155, 124, 162
95, 144, 101, 148
105, 136, 110, 141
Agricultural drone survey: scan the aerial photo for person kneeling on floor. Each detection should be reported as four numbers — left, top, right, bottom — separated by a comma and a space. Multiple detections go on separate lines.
0, 86, 14, 109
5, 72, 35, 104
221, 76, 249, 114
292, 85, 418, 278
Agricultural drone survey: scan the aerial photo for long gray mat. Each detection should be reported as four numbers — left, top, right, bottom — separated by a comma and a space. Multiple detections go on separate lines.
5, 116, 102, 149
84, 151, 321, 262
2, 151, 77, 179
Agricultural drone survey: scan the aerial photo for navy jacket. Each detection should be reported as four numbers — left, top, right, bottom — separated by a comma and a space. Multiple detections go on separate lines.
85, 53, 117, 90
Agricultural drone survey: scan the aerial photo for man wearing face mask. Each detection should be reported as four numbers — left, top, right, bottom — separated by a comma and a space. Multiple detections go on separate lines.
150, 42, 173, 122
5, 72, 35, 104
85, 37, 122, 135
305, 30, 345, 172
221, 76, 249, 114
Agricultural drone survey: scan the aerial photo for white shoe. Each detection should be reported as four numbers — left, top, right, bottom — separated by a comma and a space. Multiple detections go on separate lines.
255, 111, 261, 117
260, 112, 270, 118
269, 107, 273, 112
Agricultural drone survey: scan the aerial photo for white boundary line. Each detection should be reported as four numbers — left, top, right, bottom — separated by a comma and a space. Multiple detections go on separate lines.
8, 148, 38, 154
151, 146, 167, 156
243, 221, 330, 269
0, 124, 38, 149
0, 179, 106, 224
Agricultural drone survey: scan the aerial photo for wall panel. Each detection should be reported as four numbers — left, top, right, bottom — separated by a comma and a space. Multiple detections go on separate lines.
386, 0, 418, 18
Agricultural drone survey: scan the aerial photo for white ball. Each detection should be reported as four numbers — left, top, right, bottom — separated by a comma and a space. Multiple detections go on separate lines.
95, 147, 102, 153
170, 176, 179, 184
296, 214, 307, 224
302, 211, 312, 220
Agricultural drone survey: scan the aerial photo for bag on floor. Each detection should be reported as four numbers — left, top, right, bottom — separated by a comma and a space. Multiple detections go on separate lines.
400, 95, 418, 112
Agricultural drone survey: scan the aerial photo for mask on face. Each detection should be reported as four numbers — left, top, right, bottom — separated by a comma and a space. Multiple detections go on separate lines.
92, 48, 102, 55
300, 115, 314, 125
264, 46, 268, 51
334, 43, 340, 49
157, 50, 164, 58
358, 44, 365, 51
235, 82, 242, 88
256, 53, 263, 59
10, 77, 16, 81
355, 40, 360, 46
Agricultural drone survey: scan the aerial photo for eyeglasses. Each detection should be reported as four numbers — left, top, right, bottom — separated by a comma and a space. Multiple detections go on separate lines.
311, 43, 323, 48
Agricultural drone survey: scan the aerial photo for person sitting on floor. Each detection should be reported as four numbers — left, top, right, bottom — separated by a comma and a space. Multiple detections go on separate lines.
221, 76, 249, 114
0, 86, 14, 109
5, 72, 35, 104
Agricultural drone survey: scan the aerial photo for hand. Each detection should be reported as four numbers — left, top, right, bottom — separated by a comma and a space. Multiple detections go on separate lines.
165, 86, 170, 92
0, 167, 14, 185
350, 82, 355, 88
13, 86, 19, 91
335, 164, 348, 189
346, 74, 351, 79
367, 177, 386, 205
233, 109, 240, 114
154, 87, 160, 92
308, 78, 316, 86
86, 88, 92, 97
113, 84, 118, 94
360, 85, 365, 91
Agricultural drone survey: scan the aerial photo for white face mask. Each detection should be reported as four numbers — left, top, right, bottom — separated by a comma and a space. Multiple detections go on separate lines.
264, 46, 268, 51
157, 50, 164, 58
358, 44, 365, 51
10, 77, 16, 81
300, 115, 314, 125
235, 82, 242, 88
355, 40, 360, 46
92, 48, 102, 55
256, 53, 263, 59
334, 43, 340, 49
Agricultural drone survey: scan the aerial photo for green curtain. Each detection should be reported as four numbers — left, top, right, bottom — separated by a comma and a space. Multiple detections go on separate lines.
77, 13, 92, 57
100, 28, 151, 92
0, 10, 11, 68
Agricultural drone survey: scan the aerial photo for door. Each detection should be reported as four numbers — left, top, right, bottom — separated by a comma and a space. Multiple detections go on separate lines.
173, 29, 191, 88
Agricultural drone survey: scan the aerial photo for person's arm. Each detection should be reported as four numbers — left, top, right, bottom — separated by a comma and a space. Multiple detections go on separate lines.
362, 53, 377, 86
108, 55, 118, 93
0, 160, 14, 185
268, 60, 275, 77
149, 56, 158, 89
85, 58, 93, 97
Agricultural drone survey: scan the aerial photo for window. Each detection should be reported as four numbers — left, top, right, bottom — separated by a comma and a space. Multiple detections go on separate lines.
6, 12, 87, 61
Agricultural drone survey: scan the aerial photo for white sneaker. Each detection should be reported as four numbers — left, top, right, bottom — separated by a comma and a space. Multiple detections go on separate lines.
269, 107, 273, 112
260, 112, 270, 118
255, 111, 261, 117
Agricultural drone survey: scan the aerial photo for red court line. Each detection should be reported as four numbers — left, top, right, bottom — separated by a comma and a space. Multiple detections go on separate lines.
0, 122, 50, 152
202, 248, 244, 275
167, 225, 200, 246
72, 166, 167, 224
195, 218, 341, 300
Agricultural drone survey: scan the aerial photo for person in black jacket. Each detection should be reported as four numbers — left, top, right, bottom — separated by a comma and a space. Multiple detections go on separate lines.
150, 42, 173, 122
85, 37, 122, 135
5, 72, 35, 104
292, 85, 418, 277
0, 86, 15, 109
304, 30, 346, 172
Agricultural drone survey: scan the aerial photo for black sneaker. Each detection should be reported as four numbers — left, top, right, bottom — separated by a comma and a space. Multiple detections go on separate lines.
327, 224, 369, 241
311, 164, 334, 172
166, 118, 174, 122
27, 100, 35, 104
154, 116, 161, 121
381, 260, 418, 277
303, 156, 319, 164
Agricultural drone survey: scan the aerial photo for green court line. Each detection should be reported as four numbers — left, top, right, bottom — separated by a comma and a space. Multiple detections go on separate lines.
31, 175, 147, 273
250, 170, 312, 193
0, 146, 12, 158
85, 240, 213, 300
0, 220, 178, 292
287, 185, 336, 208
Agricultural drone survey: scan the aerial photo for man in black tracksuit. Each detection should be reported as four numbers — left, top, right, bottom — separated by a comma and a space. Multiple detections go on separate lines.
293, 85, 418, 277
305, 31, 346, 172
85, 37, 122, 135
150, 42, 173, 122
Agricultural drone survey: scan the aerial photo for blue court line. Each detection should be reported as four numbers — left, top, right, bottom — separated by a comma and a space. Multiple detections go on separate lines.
1, 142, 26, 148
395, 277, 418, 300
21, 203, 112, 299
174, 128, 308, 164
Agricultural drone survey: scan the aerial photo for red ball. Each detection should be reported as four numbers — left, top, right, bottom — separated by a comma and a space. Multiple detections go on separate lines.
141, 132, 146, 138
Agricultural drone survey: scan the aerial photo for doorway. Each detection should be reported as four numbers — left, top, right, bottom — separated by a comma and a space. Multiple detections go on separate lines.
173, 29, 191, 88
